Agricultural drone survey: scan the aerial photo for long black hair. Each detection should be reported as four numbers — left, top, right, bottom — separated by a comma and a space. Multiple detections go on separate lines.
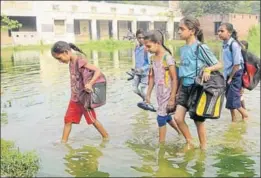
180, 16, 204, 43
143, 30, 172, 55
51, 41, 86, 56
221, 22, 242, 47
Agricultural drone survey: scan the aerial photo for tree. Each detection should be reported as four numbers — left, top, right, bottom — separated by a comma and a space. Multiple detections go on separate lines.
179, 1, 260, 17
1, 14, 22, 31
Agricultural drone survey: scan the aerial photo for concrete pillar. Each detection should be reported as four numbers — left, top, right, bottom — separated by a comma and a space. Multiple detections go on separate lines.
112, 19, 118, 40
113, 49, 119, 68
66, 17, 75, 43
132, 20, 137, 34
91, 19, 97, 40
149, 21, 154, 30
167, 20, 174, 40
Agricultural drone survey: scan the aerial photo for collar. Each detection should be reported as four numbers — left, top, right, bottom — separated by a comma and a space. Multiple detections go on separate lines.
223, 37, 234, 48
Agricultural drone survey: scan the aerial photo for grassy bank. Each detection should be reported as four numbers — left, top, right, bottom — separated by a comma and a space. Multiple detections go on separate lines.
1, 139, 40, 177
247, 25, 260, 57
1, 40, 134, 52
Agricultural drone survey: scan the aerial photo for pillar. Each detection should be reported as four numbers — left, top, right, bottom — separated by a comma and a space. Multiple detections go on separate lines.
91, 19, 97, 40
112, 19, 118, 40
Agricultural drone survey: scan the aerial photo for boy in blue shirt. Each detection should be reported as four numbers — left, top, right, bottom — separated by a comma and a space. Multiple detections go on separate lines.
132, 29, 150, 101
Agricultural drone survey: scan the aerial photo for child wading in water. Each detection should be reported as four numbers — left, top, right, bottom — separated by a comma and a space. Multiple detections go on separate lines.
175, 17, 222, 150
132, 29, 150, 102
217, 23, 248, 122
144, 30, 181, 143
51, 41, 109, 143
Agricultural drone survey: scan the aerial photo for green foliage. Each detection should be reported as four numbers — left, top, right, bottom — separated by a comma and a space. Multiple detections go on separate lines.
1, 14, 22, 30
78, 39, 134, 51
1, 139, 40, 177
179, 1, 259, 17
0, 112, 8, 125
247, 25, 260, 57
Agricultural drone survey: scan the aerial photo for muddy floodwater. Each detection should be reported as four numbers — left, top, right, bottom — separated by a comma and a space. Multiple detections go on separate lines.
1, 47, 260, 177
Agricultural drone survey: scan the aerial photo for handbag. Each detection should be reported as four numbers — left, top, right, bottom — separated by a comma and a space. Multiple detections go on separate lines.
188, 44, 226, 119
75, 59, 107, 110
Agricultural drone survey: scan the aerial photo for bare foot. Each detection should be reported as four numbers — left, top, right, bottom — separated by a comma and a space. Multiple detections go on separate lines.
242, 117, 249, 122
200, 144, 207, 151
183, 142, 194, 152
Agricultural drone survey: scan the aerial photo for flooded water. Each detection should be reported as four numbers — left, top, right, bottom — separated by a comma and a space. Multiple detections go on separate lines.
1, 46, 260, 177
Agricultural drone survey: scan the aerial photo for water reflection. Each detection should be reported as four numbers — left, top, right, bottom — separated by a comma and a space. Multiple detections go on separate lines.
213, 122, 256, 177
64, 143, 109, 177
126, 110, 206, 177
0, 44, 259, 177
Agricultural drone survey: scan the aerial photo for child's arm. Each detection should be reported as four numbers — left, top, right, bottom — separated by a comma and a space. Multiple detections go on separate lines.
168, 65, 178, 103
146, 68, 154, 104
83, 63, 101, 92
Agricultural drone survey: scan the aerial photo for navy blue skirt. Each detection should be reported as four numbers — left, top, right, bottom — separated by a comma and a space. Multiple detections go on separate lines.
225, 69, 243, 109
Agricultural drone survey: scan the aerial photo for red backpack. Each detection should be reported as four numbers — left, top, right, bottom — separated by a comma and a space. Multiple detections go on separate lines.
230, 41, 260, 90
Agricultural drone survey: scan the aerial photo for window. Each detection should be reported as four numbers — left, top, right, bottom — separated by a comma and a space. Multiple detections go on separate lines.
141, 8, 146, 14
129, 8, 134, 14
54, 20, 65, 35
234, 15, 236, 18
214, 21, 222, 35
111, 7, 116, 13
249, 15, 251, 19
91, 6, 97, 13
72, 5, 78, 12
52, 4, 60, 11
256, 16, 258, 19
242, 15, 244, 19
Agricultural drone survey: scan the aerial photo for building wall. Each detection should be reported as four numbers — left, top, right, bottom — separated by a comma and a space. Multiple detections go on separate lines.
1, 1, 181, 45
228, 13, 260, 39
199, 13, 259, 40
1, 31, 13, 46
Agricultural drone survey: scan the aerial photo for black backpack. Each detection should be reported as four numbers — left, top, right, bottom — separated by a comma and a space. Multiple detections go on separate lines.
230, 40, 260, 90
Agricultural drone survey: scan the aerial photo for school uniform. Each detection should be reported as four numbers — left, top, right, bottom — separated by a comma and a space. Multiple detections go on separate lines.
222, 37, 244, 109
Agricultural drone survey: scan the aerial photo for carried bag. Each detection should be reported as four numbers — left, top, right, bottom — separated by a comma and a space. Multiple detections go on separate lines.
75, 59, 107, 110
229, 40, 260, 90
188, 44, 226, 119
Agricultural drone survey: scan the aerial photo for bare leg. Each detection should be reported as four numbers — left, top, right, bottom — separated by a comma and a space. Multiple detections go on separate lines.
174, 105, 193, 146
159, 125, 167, 143
230, 109, 237, 122
237, 107, 248, 121
168, 118, 181, 135
195, 121, 207, 150
61, 123, 72, 143
93, 120, 109, 139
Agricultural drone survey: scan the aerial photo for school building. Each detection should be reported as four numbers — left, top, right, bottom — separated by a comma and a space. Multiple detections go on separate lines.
1, 1, 182, 46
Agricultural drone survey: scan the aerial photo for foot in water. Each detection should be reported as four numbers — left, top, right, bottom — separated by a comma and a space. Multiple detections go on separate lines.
137, 101, 156, 112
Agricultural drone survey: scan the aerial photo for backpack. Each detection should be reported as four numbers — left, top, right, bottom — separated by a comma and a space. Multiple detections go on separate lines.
188, 44, 226, 120
229, 40, 260, 90
75, 59, 107, 110
149, 53, 180, 88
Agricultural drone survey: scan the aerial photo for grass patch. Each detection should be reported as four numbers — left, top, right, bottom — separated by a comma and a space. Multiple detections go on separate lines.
247, 25, 260, 57
0, 112, 8, 125
1, 139, 40, 177
1, 39, 135, 52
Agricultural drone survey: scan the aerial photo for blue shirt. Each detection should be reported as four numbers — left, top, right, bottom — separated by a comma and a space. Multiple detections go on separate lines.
135, 45, 149, 75
222, 37, 243, 79
179, 41, 218, 86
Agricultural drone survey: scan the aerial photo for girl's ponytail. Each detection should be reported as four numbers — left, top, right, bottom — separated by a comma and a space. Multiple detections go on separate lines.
157, 30, 172, 55
196, 29, 204, 43
68, 43, 86, 56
